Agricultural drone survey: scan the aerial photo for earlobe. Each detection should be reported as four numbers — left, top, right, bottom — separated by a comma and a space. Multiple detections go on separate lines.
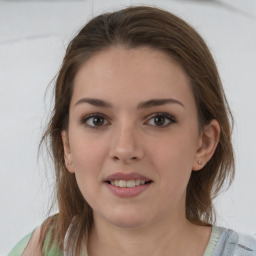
192, 119, 220, 171
61, 130, 75, 173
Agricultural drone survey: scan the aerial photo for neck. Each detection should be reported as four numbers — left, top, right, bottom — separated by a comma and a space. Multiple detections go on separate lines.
87, 210, 211, 256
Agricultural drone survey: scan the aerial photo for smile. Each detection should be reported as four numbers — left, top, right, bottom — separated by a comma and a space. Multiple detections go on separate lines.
104, 172, 153, 197
107, 179, 150, 188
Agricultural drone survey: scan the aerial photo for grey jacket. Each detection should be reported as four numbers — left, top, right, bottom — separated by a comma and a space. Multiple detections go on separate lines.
211, 227, 256, 256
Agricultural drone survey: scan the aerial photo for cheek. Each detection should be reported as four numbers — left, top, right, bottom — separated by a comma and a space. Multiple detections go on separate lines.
149, 132, 197, 166
70, 138, 108, 205
147, 133, 197, 186
70, 131, 107, 168
69, 134, 109, 194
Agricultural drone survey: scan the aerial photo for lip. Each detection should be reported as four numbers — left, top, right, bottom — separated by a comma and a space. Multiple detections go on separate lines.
104, 172, 151, 182
104, 172, 152, 198
105, 182, 152, 198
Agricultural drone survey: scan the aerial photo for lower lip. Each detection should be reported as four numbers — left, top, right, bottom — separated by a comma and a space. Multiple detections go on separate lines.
105, 182, 152, 198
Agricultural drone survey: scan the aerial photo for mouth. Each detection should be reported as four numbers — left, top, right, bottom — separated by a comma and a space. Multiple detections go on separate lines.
104, 179, 153, 188
104, 172, 153, 198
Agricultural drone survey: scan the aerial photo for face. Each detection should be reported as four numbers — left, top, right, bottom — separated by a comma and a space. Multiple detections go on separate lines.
62, 46, 207, 229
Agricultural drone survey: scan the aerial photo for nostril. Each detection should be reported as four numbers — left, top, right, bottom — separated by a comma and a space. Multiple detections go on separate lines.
112, 155, 138, 161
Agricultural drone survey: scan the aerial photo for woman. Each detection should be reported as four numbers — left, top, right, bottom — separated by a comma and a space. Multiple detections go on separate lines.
9, 6, 256, 256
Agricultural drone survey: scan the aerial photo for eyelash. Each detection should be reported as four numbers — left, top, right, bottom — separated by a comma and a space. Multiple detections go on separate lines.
146, 112, 176, 128
80, 113, 109, 129
80, 112, 176, 129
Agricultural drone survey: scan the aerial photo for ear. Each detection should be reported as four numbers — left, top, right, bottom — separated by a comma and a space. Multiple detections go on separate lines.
61, 130, 75, 173
192, 119, 220, 171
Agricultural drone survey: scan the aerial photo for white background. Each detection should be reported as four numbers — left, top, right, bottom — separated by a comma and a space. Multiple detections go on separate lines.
0, 0, 256, 255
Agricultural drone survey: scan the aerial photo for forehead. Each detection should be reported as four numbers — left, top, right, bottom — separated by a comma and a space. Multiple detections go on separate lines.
71, 46, 194, 108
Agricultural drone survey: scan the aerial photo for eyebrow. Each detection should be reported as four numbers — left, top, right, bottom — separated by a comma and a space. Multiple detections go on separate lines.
74, 98, 184, 109
75, 98, 112, 108
137, 98, 184, 109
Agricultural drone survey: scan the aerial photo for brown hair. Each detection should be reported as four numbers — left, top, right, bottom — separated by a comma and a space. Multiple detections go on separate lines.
39, 5, 235, 255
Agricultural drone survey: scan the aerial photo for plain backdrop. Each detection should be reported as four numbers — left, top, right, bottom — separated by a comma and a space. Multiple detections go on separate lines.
0, 0, 256, 255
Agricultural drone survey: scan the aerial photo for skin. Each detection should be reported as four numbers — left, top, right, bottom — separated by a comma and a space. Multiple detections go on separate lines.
61, 46, 220, 256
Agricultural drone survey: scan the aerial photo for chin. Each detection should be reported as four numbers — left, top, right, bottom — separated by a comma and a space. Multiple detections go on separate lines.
103, 206, 152, 229
110, 217, 149, 229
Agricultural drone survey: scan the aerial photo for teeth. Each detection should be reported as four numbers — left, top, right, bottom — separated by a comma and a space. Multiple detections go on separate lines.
127, 180, 135, 188
135, 179, 140, 186
119, 180, 126, 188
109, 179, 149, 188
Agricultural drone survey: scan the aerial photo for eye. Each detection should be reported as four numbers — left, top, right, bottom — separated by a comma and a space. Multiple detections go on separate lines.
146, 113, 176, 127
81, 114, 109, 128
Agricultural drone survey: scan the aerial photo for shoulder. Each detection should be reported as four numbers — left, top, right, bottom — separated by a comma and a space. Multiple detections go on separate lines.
8, 225, 63, 256
236, 232, 256, 254
8, 227, 40, 256
213, 226, 256, 256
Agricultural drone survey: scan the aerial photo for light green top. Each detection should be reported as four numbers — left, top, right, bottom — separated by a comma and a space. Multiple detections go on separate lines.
8, 232, 33, 256
8, 227, 63, 256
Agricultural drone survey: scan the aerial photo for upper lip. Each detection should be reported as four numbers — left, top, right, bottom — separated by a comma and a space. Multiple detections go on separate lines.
104, 172, 151, 182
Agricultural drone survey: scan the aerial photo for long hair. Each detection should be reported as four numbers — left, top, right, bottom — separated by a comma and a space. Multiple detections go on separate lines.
39, 6, 234, 255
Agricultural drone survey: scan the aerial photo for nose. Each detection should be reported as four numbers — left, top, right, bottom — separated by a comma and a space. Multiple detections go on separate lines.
109, 122, 144, 163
